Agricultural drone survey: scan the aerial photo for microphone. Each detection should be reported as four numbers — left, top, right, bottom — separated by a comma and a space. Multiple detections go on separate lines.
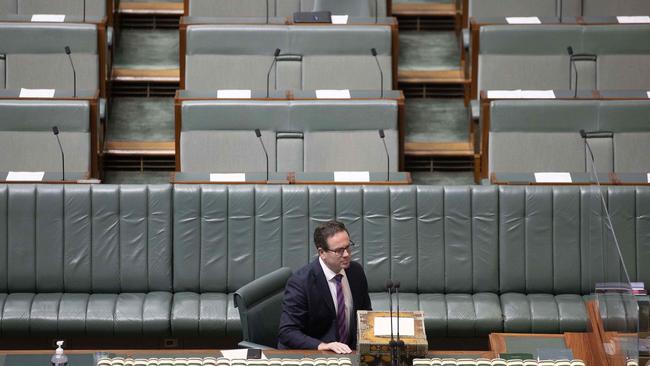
393, 280, 404, 349
83, 0, 86, 22
379, 129, 390, 182
371, 48, 384, 98
567, 46, 578, 98
266, 48, 281, 98
52, 126, 65, 181
385, 279, 398, 366
254, 129, 269, 182
64, 46, 77, 97
579, 130, 631, 285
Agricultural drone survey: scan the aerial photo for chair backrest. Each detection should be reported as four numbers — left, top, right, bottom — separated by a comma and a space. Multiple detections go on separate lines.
0, 99, 92, 172
234, 266, 293, 348
179, 99, 399, 173
487, 99, 650, 175
0, 22, 99, 91
312, 0, 371, 16
184, 24, 392, 91
0, 0, 108, 18
582, 0, 650, 16
477, 24, 650, 101
186, 0, 387, 18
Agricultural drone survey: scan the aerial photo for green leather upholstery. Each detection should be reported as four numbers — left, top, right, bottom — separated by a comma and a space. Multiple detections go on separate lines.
234, 267, 292, 348
0, 184, 647, 339
186, 0, 387, 19
0, 0, 108, 18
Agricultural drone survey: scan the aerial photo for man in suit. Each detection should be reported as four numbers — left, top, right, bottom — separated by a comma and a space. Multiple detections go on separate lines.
278, 220, 372, 353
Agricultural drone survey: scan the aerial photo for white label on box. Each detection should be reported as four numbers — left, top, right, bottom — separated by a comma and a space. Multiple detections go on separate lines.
316, 89, 351, 99
374, 317, 415, 337
31, 14, 66, 22
617, 16, 650, 24
216, 89, 251, 99
534, 172, 572, 183
6, 171, 45, 181
646, 91, 650, 98
521, 90, 556, 99
647, 173, 650, 183
505, 16, 541, 24
209, 173, 246, 182
331, 15, 349, 24
19, 88, 55, 98
334, 171, 370, 182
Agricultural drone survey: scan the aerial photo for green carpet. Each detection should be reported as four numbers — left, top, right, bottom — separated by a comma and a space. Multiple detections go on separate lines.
107, 97, 175, 141
412, 171, 475, 185
103, 171, 174, 184
399, 31, 460, 71
406, 98, 469, 143
114, 29, 179, 69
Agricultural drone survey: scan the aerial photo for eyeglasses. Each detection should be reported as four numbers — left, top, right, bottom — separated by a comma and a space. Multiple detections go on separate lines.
324, 240, 356, 257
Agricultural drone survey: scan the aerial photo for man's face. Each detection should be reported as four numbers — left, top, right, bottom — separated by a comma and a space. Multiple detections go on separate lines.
318, 230, 352, 274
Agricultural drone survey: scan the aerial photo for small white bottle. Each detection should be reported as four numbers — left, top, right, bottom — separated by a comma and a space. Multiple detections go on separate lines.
51, 341, 68, 366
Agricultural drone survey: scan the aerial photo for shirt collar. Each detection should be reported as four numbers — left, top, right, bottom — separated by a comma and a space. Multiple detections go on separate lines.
319, 257, 345, 281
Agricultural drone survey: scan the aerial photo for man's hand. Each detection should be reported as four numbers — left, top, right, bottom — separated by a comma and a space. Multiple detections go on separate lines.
317, 342, 352, 354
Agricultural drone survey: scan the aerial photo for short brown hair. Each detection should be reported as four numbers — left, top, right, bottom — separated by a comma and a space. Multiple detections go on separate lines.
314, 220, 349, 251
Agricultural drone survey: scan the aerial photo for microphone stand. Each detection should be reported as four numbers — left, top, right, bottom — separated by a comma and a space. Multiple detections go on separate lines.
379, 129, 389, 182
386, 280, 398, 366
394, 281, 404, 366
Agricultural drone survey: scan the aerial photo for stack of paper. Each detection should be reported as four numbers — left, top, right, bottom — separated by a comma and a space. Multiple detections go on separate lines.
534, 172, 572, 183
19, 88, 55, 98
505, 17, 541, 24
209, 173, 246, 182
315, 89, 351, 99
31, 14, 66, 22
617, 16, 650, 24
334, 171, 370, 182
487, 90, 555, 99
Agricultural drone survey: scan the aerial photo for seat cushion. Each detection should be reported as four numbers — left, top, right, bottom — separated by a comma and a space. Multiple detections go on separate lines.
370, 292, 503, 337
171, 292, 230, 337
501, 293, 587, 333
0, 292, 173, 337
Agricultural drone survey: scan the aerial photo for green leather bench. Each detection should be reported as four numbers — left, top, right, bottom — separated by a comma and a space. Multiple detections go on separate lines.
0, 184, 646, 340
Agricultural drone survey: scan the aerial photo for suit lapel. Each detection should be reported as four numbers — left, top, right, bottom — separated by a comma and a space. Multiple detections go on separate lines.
312, 259, 336, 315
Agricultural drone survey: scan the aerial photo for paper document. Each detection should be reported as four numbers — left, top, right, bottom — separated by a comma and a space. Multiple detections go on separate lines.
647, 173, 650, 183
331, 15, 349, 24
209, 173, 246, 182
520, 90, 555, 99
374, 317, 415, 337
487, 90, 522, 99
6, 171, 45, 181
617, 16, 650, 24
19, 88, 55, 98
505, 17, 541, 24
217, 89, 251, 99
220, 349, 267, 360
316, 89, 351, 99
534, 172, 572, 183
334, 171, 370, 182
646, 91, 650, 98
31, 14, 66, 22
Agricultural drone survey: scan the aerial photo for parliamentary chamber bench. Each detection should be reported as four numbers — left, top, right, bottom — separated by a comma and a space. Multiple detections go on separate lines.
0, 184, 646, 346
184, 0, 389, 18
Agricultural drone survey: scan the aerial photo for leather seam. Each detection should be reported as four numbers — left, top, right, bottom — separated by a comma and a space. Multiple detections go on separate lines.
118, 186, 122, 293
199, 186, 203, 293
146, 186, 150, 293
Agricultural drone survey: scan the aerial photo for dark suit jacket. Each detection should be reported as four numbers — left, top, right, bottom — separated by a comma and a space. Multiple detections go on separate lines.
277, 258, 372, 349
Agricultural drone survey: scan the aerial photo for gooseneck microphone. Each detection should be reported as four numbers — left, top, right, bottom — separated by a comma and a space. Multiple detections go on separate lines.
371, 48, 384, 98
64, 46, 77, 97
379, 129, 390, 182
254, 129, 269, 182
567, 46, 578, 98
52, 126, 65, 181
579, 129, 631, 284
266, 48, 281, 98
385, 279, 398, 366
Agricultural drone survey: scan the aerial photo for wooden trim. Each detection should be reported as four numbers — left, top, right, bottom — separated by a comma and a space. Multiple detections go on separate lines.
179, 24, 187, 90
111, 68, 180, 82
89, 98, 100, 178
97, 21, 108, 98
386, 0, 392, 17
469, 19, 480, 100
586, 300, 612, 366
184, 0, 189, 16
398, 69, 467, 84
118, 2, 184, 14
106, 0, 114, 26
390, 3, 456, 16
461, 0, 468, 28
103, 141, 175, 154
174, 97, 182, 171
405, 141, 473, 156
397, 92, 405, 170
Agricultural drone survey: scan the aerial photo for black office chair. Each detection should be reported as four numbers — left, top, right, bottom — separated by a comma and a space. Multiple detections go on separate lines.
234, 267, 293, 349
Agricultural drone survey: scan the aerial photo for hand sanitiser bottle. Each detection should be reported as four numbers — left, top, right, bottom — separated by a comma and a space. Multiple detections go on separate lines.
51, 341, 68, 366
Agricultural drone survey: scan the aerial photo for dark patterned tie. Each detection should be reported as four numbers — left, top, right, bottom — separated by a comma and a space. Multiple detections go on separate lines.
334, 274, 348, 344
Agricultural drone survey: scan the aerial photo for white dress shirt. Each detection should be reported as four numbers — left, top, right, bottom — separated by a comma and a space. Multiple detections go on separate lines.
319, 257, 353, 333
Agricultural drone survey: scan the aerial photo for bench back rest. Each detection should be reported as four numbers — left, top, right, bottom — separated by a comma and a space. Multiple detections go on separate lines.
0, 22, 99, 91
187, 0, 386, 18
488, 99, 650, 174
0, 185, 173, 293
184, 24, 391, 91
0, 100, 91, 172
0, 0, 107, 18
179, 99, 398, 173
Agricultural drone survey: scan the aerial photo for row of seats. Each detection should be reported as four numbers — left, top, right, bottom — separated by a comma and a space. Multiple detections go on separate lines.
187, 0, 388, 18
178, 100, 399, 173
182, 23, 393, 91
0, 184, 645, 338
487, 100, 650, 176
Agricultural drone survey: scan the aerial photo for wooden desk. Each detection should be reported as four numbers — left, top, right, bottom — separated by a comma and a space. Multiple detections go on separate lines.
172, 172, 412, 185
490, 172, 616, 186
